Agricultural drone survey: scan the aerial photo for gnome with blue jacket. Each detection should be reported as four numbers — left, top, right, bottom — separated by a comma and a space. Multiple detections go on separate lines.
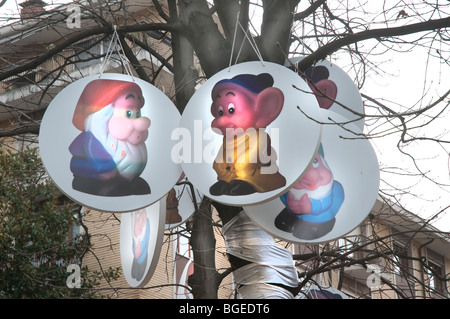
69, 79, 151, 196
275, 144, 344, 240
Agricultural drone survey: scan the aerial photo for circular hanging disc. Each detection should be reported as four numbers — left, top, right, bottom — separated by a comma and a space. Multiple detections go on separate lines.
120, 200, 165, 288
244, 112, 379, 244
287, 56, 365, 130
179, 61, 322, 206
39, 73, 182, 212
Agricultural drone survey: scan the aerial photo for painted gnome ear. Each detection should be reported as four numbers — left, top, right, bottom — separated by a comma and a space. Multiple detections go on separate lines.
309, 79, 337, 110
254, 87, 285, 128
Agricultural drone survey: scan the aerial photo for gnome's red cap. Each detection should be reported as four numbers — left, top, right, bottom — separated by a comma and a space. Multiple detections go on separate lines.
72, 79, 145, 131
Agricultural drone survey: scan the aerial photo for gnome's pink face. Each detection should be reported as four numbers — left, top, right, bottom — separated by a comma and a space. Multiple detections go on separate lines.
210, 83, 284, 135
211, 86, 258, 135
293, 154, 333, 191
108, 92, 151, 145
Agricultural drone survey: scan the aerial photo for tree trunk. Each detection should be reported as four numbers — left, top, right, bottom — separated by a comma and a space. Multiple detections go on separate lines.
170, 0, 300, 299
169, 0, 222, 299
187, 198, 221, 299
168, 0, 197, 112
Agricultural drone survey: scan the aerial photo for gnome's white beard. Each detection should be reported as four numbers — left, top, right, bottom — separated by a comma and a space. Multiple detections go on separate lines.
85, 105, 147, 181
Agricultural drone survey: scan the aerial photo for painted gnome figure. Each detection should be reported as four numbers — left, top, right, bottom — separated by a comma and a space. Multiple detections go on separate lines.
275, 145, 344, 240
209, 73, 286, 196
69, 79, 151, 196
131, 209, 150, 281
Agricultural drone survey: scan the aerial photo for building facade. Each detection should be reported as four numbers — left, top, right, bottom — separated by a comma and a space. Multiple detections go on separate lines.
79, 196, 450, 299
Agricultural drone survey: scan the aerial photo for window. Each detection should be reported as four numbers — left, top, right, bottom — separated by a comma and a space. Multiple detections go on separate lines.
73, 37, 105, 70
148, 30, 172, 46
174, 231, 193, 299
424, 248, 447, 298
427, 259, 444, 293
338, 238, 354, 258
2, 69, 40, 91
392, 242, 410, 277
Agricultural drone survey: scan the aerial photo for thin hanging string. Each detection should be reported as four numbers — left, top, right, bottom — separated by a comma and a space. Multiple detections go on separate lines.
238, 23, 264, 65
228, 11, 265, 71
99, 25, 134, 80
99, 31, 116, 76
246, 15, 265, 63
228, 11, 240, 71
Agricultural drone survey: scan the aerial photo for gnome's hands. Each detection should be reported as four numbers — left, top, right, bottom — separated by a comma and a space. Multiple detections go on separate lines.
287, 192, 312, 215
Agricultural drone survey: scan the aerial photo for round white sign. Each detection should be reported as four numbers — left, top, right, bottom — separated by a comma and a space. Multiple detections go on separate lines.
287, 57, 365, 130
39, 73, 182, 212
120, 200, 165, 288
244, 112, 379, 243
178, 61, 322, 206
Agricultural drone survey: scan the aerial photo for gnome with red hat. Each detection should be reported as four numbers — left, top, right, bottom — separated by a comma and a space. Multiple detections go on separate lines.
69, 79, 151, 196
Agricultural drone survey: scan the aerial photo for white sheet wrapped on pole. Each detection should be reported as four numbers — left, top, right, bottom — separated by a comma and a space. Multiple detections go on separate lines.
222, 210, 299, 299
238, 282, 296, 299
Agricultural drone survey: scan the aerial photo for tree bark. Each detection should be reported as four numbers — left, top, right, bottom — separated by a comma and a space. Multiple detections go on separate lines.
187, 198, 220, 299
257, 0, 298, 64
176, 0, 230, 78
168, 0, 197, 112
172, 0, 302, 299
169, 0, 220, 299
295, 16, 450, 71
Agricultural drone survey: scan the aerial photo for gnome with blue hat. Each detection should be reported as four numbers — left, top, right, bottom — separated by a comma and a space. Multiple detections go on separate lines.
209, 73, 286, 196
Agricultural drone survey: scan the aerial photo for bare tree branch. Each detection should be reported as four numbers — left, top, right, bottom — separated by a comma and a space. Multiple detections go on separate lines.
296, 16, 450, 71
0, 22, 179, 82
